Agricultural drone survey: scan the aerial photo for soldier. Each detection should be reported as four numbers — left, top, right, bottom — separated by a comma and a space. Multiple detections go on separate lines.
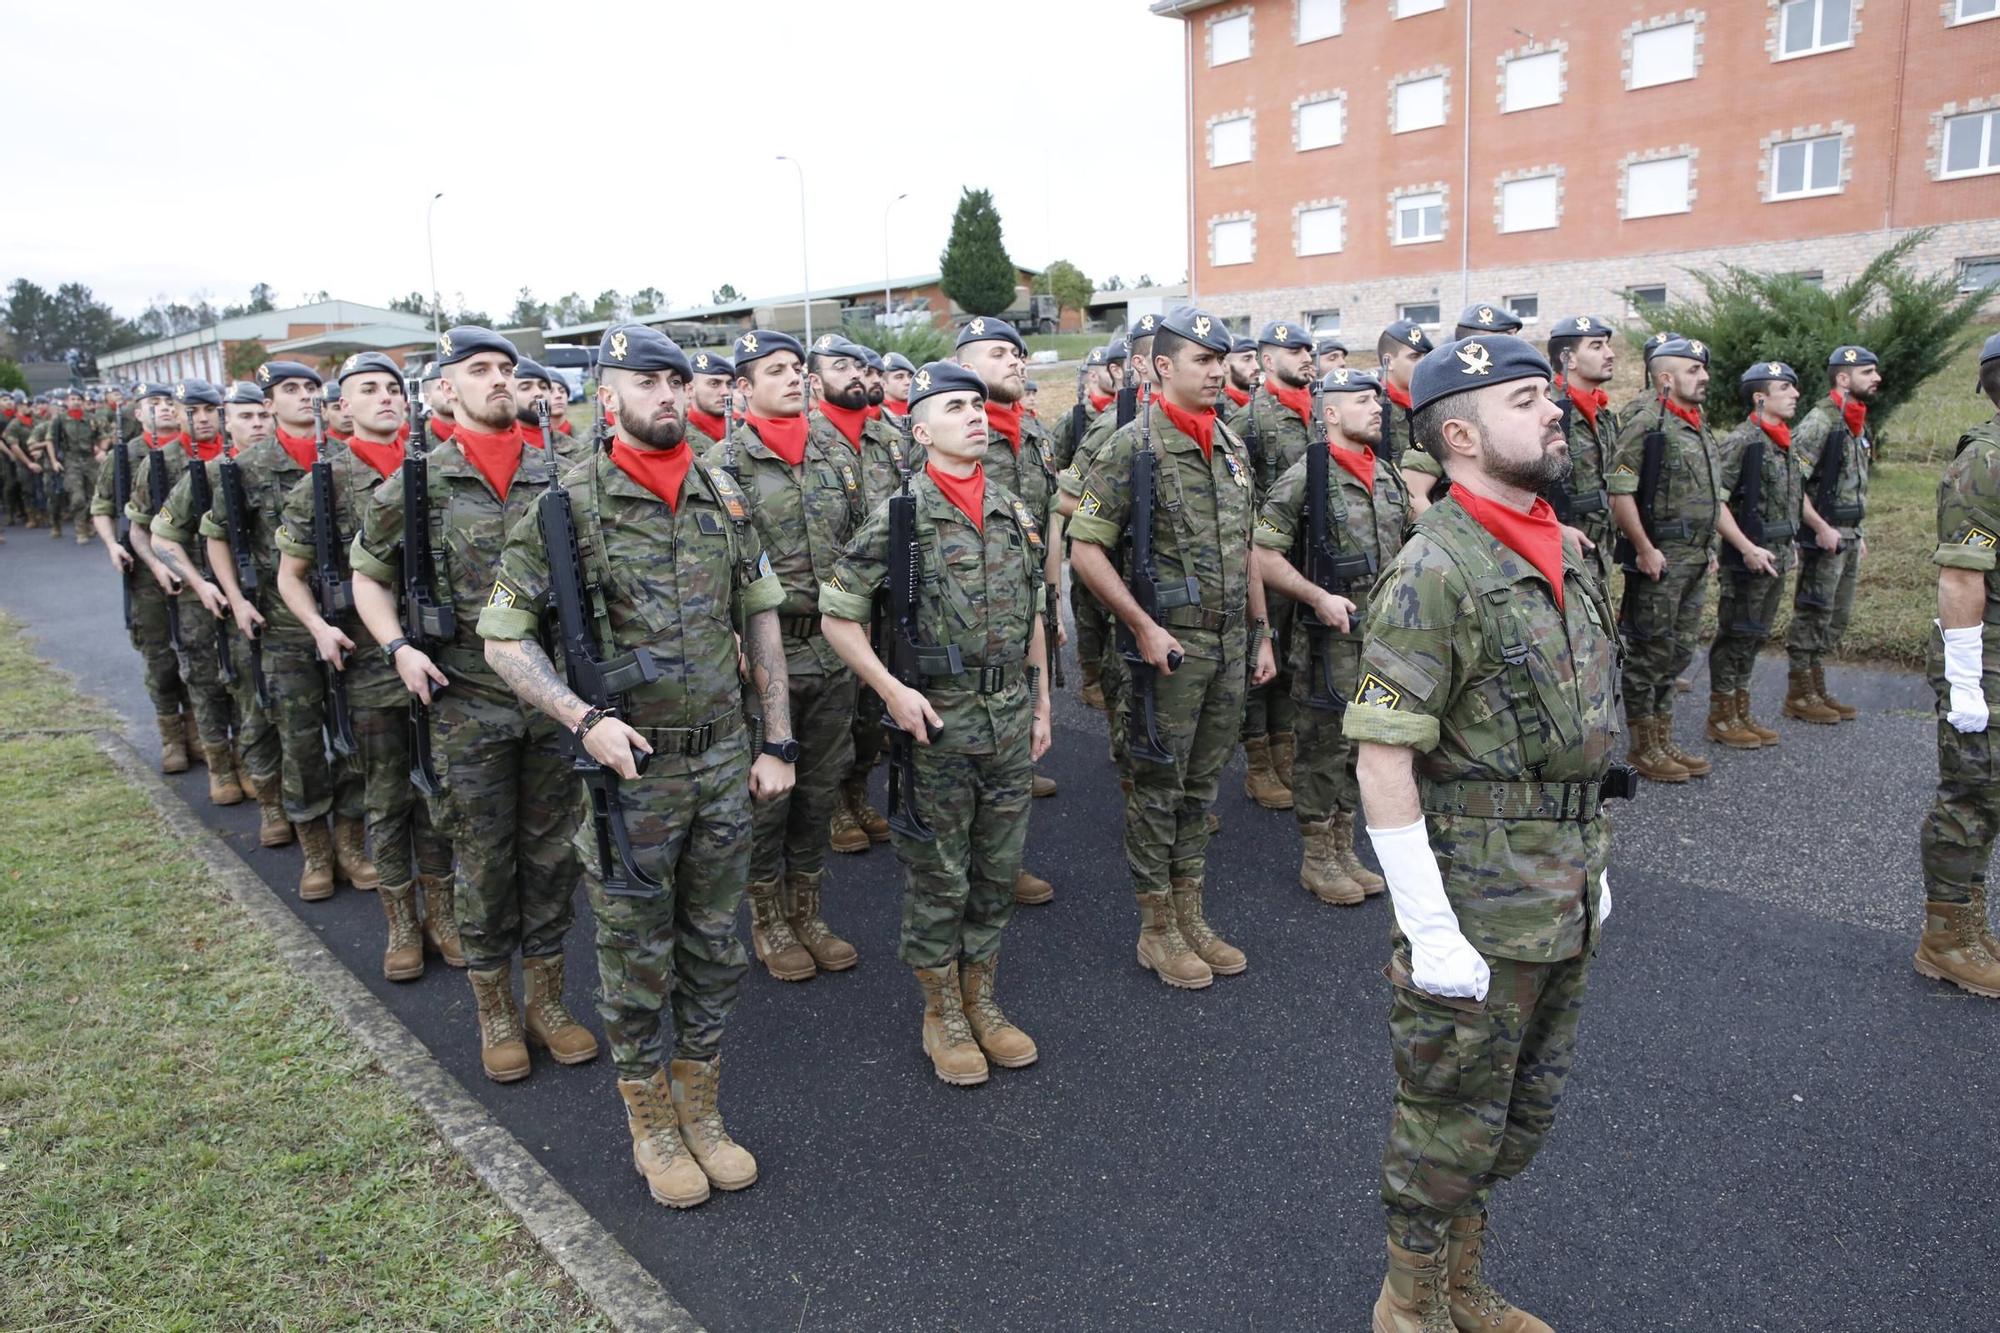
1222, 335, 1258, 412
1057, 342, 1119, 711
46, 386, 102, 543
1707, 362, 1803, 749
857, 344, 889, 419
1615, 330, 1682, 432
1784, 344, 1879, 725
1915, 330, 2000, 999
702, 328, 862, 981
1344, 334, 1623, 1333
482, 321, 796, 1205
1, 391, 33, 528
1252, 367, 1409, 905
1451, 301, 1522, 342
351, 326, 597, 1082
1068, 305, 1277, 990
322, 379, 354, 442
274, 353, 456, 979
1378, 319, 1434, 495
422, 363, 456, 448
1313, 333, 1349, 376
548, 374, 577, 444
684, 349, 735, 446
223, 380, 273, 447
514, 358, 589, 467
881, 352, 916, 424
1545, 315, 1619, 591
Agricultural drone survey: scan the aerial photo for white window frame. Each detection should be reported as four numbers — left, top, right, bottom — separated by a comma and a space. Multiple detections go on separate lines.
1625, 285, 1669, 317
1504, 294, 1540, 324
1210, 11, 1251, 66
1940, 108, 2000, 179
1306, 309, 1342, 334
1396, 0, 1445, 15
1211, 115, 1254, 167
1503, 50, 1563, 113
1775, 0, 1855, 60
1629, 21, 1698, 90
1624, 155, 1694, 218
1212, 216, 1256, 267
1499, 174, 1561, 232
1297, 95, 1345, 151
1955, 0, 1999, 25
1394, 74, 1447, 133
1393, 191, 1445, 244
1769, 134, 1844, 199
1296, 203, 1346, 256
1398, 301, 1442, 327
1958, 255, 2000, 292
1297, 0, 1343, 43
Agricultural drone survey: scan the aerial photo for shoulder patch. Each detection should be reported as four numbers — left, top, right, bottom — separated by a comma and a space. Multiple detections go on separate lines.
1355, 673, 1404, 709
1011, 499, 1044, 548
706, 466, 748, 521
1963, 526, 1998, 550
1610, 463, 1637, 477
1076, 489, 1102, 519
1256, 515, 1286, 536
838, 461, 859, 494
486, 580, 518, 610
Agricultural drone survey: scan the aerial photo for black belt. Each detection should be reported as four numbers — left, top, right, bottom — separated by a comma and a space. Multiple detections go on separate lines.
1162, 606, 1237, 632
1421, 771, 1635, 822
779, 614, 821, 640
930, 665, 1016, 696
634, 708, 744, 756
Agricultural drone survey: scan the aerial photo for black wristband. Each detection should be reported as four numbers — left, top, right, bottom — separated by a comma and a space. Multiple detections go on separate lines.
382, 636, 410, 664
575, 705, 613, 742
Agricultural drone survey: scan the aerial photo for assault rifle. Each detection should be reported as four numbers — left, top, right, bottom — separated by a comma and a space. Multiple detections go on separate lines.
882, 467, 942, 841
1295, 379, 1371, 713
1613, 396, 1670, 572
218, 436, 271, 708
144, 404, 183, 654
308, 398, 358, 756
182, 426, 234, 686
1541, 390, 1609, 525
402, 385, 452, 795
109, 413, 135, 630
1116, 390, 1192, 765
1797, 422, 1854, 565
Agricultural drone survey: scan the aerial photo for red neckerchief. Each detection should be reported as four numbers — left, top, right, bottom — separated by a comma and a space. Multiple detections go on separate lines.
143, 431, 184, 452
1088, 391, 1114, 414
1664, 398, 1703, 432
686, 408, 728, 442
453, 422, 525, 501
347, 434, 403, 479
67, 408, 86, 421
432, 418, 456, 443
1328, 440, 1376, 489
2, 409, 14, 421
275, 426, 317, 471
817, 399, 869, 450
1269, 382, 1313, 429
1452, 486, 1566, 609
185, 432, 225, 463
519, 419, 547, 449
395, 422, 410, 447
866, 404, 882, 421
328, 429, 351, 445
611, 438, 693, 512
1832, 390, 1867, 438
884, 397, 910, 416
1223, 383, 1250, 409
1754, 415, 1792, 451
746, 411, 808, 466
1556, 375, 1608, 431
1383, 378, 1413, 412
984, 399, 1024, 452
557, 418, 574, 435
1156, 396, 1216, 458
926, 461, 985, 532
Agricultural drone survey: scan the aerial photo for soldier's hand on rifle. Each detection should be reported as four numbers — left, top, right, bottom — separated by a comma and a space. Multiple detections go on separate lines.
150, 564, 182, 597
195, 580, 229, 619
1139, 623, 1184, 674
1813, 523, 1840, 553
1313, 591, 1356, 634
751, 751, 796, 801
106, 542, 133, 575
1635, 546, 1667, 581
583, 714, 650, 781
1560, 523, 1594, 553
1251, 635, 1277, 687
393, 643, 449, 705
888, 681, 944, 745
1031, 701, 1053, 762
25, 459, 41, 474
232, 598, 266, 640
311, 621, 355, 671
1741, 546, 1778, 576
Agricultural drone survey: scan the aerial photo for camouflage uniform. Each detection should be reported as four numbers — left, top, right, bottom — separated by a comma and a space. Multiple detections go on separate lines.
125, 432, 236, 752
352, 439, 581, 971
1060, 407, 1136, 765
1057, 398, 1117, 705
47, 409, 99, 533
819, 472, 1045, 965
0, 409, 26, 523
479, 451, 784, 1073
1786, 396, 1870, 672
90, 434, 191, 720
1709, 418, 1803, 696
1606, 402, 1721, 720
1554, 390, 1617, 591
1226, 384, 1313, 748
1340, 495, 1619, 1254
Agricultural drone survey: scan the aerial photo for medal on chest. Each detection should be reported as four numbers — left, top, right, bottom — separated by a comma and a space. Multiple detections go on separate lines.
1221, 447, 1250, 491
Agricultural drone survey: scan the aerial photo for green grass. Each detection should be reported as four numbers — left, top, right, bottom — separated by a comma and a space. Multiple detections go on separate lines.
0, 617, 608, 1331
1025, 333, 1101, 361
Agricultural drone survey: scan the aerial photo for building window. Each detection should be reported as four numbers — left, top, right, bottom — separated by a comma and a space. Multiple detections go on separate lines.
1960, 255, 2000, 292
1625, 285, 1669, 315
1503, 51, 1563, 112
1777, 0, 1853, 56
1396, 0, 1445, 15
1298, 0, 1343, 41
1212, 115, 1254, 167
1942, 109, 2000, 178
1297, 95, 1345, 150
1394, 75, 1447, 133
1394, 191, 1445, 243
1399, 301, 1442, 326
1770, 134, 1843, 198
1212, 216, 1255, 266
1630, 20, 1698, 89
1625, 155, 1693, 217
1499, 175, 1561, 232
1784, 269, 1826, 286
1306, 309, 1342, 333
1504, 294, 1540, 323
1210, 11, 1251, 65
1956, 0, 1999, 24
1296, 203, 1346, 256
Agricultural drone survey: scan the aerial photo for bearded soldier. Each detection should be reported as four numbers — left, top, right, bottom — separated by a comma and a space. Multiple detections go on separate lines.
1544, 315, 1619, 592
1378, 318, 1433, 479
1784, 345, 1880, 724
684, 349, 735, 446
1222, 335, 1258, 413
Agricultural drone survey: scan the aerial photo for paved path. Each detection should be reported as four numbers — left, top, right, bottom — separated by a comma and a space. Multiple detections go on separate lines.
2, 528, 1988, 1333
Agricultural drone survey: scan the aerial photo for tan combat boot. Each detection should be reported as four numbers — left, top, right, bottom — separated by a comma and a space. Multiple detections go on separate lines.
1242, 736, 1294, 810
1705, 692, 1761, 749
378, 883, 424, 982
1811, 664, 1858, 721
785, 870, 857, 971
1135, 892, 1213, 989
1372, 1238, 1456, 1333
747, 878, 815, 981
1079, 660, 1105, 711
1031, 771, 1058, 798
1446, 1214, 1553, 1333
1336, 819, 1387, 896
521, 953, 599, 1064
958, 955, 1038, 1068
913, 964, 990, 1086
256, 785, 294, 848
1627, 717, 1689, 784
1971, 885, 2000, 961
844, 775, 890, 843
1783, 669, 1841, 725
1013, 868, 1055, 906
617, 1070, 709, 1208
182, 712, 202, 764
669, 1056, 759, 1189
1271, 731, 1297, 791
1656, 716, 1711, 777
234, 748, 260, 799
1912, 901, 2000, 999
156, 713, 190, 774
1300, 820, 1365, 906
420, 873, 465, 967
202, 743, 245, 804
828, 784, 871, 854
297, 819, 336, 901
1172, 877, 1247, 975
468, 965, 531, 1082
1735, 690, 1780, 745
332, 815, 379, 890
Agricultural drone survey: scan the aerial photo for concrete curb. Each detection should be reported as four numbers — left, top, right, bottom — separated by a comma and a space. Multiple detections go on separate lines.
93, 729, 704, 1333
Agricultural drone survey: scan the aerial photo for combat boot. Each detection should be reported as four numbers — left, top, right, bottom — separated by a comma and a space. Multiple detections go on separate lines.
155, 713, 190, 774
958, 955, 1038, 1068
1135, 892, 1213, 989
75, 528, 91, 546
1300, 820, 1365, 906
1373, 1238, 1456, 1333
843, 775, 890, 843
1242, 736, 1293, 810
1336, 818, 1387, 896
521, 953, 599, 1064
1783, 669, 1841, 725
181, 712, 202, 763
1912, 901, 2000, 999
202, 743, 245, 804
1735, 690, 1780, 745
420, 873, 465, 967
1811, 664, 1858, 721
912, 964, 990, 1086
1013, 868, 1055, 905
617, 1070, 709, 1208
784, 870, 858, 971
669, 1056, 759, 1189
747, 878, 815, 981
1705, 692, 1761, 749
1079, 660, 1105, 711
828, 788, 871, 854
1656, 717, 1711, 777
378, 883, 425, 982
1627, 717, 1688, 784
297, 819, 336, 902
1172, 877, 1246, 975
1032, 772, 1058, 798
1971, 885, 2000, 960
332, 815, 379, 890
256, 785, 293, 848
1271, 731, 1297, 790
234, 748, 260, 799
468, 965, 531, 1082
1445, 1214, 1552, 1333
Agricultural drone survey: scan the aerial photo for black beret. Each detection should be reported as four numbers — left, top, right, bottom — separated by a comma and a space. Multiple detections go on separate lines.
688, 349, 734, 378
1158, 305, 1232, 354
224, 381, 267, 405
511, 357, 552, 385
173, 378, 224, 407
731, 328, 804, 369
321, 380, 343, 403
1229, 336, 1258, 356
435, 325, 518, 369
1652, 335, 1710, 366
883, 352, 916, 374
1410, 335, 1553, 413
859, 345, 887, 372
1456, 302, 1523, 335
1981, 332, 2000, 369
906, 360, 987, 410
1104, 336, 1131, 362
255, 360, 322, 388
1640, 330, 1683, 362
1828, 345, 1879, 370
596, 323, 693, 379
1085, 346, 1108, 366
1129, 311, 1159, 339
1546, 315, 1615, 341
1740, 360, 1800, 388
1255, 319, 1313, 350
335, 352, 402, 385
1382, 320, 1435, 355
134, 380, 174, 400
955, 316, 1027, 356
1319, 366, 1383, 395
807, 333, 870, 363
1313, 333, 1349, 355
419, 360, 443, 383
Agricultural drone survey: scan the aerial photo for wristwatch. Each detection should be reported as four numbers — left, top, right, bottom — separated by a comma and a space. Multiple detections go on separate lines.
760, 737, 800, 764
382, 636, 410, 664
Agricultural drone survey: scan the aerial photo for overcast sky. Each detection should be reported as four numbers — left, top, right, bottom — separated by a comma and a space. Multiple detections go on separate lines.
3, 1, 1189, 322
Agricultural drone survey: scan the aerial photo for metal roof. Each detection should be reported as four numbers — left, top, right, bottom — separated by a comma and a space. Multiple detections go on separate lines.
99, 301, 430, 368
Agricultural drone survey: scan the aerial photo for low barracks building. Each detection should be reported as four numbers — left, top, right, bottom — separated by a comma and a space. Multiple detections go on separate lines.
1153, 0, 2000, 344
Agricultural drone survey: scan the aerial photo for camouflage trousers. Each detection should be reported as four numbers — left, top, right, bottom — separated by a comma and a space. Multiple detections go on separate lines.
354, 702, 451, 890
846, 688, 885, 784
262, 632, 365, 825
1708, 564, 1789, 695
893, 722, 1032, 968
1118, 630, 1246, 893
125, 571, 190, 719
1786, 541, 1860, 671
1290, 636, 1363, 827
51, 458, 91, 530
228, 626, 280, 787
1, 457, 26, 522
1383, 944, 1592, 1254
172, 600, 238, 752
591, 735, 753, 1077
1920, 633, 1998, 908
1071, 579, 1110, 690
1619, 545, 1708, 720
749, 663, 855, 884
1240, 597, 1297, 742
432, 676, 582, 971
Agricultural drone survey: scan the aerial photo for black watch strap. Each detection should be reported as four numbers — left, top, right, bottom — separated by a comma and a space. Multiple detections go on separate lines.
383, 636, 410, 663
761, 737, 800, 763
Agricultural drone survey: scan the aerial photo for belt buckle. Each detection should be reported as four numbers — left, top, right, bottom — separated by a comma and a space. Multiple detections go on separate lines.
1559, 784, 1580, 821
979, 665, 1004, 694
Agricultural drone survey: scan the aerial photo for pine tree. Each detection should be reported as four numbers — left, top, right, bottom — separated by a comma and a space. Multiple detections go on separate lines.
939, 187, 1017, 317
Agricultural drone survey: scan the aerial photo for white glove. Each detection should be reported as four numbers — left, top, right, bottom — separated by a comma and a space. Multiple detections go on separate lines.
1941, 622, 1988, 734
1368, 818, 1490, 1001
1598, 869, 1611, 925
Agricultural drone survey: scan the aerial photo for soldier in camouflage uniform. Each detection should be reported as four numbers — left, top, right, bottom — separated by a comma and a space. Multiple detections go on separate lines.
1069, 305, 1276, 990
1377, 319, 1433, 487
351, 327, 597, 1083
47, 386, 103, 543
274, 354, 456, 978
1784, 344, 1879, 724
0, 393, 28, 528
1221, 334, 1258, 415
1313, 332, 1348, 377
1544, 315, 1619, 592
1056, 341, 1120, 711
821, 359, 1054, 1085
684, 349, 735, 447
1706, 362, 1804, 749
1614, 331, 1681, 433
701, 328, 863, 980
881, 351, 915, 427
1252, 368, 1409, 906
483, 322, 796, 1206
1916, 330, 2000, 1000
1344, 334, 1624, 1333
514, 357, 591, 469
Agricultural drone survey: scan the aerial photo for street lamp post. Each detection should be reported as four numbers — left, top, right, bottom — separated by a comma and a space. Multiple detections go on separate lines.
776, 155, 812, 347
426, 191, 444, 347
883, 191, 908, 331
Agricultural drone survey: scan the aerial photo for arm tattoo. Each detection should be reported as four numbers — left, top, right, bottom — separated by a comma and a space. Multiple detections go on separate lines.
745, 610, 792, 739
489, 637, 587, 726
152, 540, 189, 582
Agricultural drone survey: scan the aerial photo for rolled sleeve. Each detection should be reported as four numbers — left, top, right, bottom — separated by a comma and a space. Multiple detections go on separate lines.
474, 602, 540, 641
274, 524, 314, 561
740, 571, 785, 616
817, 583, 874, 622
1342, 705, 1440, 750
1935, 543, 1998, 572
348, 536, 398, 584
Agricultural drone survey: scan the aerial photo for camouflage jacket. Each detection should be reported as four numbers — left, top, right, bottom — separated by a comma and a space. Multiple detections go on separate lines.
1057, 404, 1124, 502
1932, 417, 2000, 663
1225, 383, 1312, 502
1383, 396, 1418, 470
986, 412, 1062, 531
1053, 396, 1104, 473
1341, 494, 1619, 962
1555, 391, 1615, 514
1606, 401, 1721, 555
160, 438, 313, 634
1252, 445, 1411, 649
1792, 396, 1871, 536
811, 412, 922, 517
46, 412, 99, 467
92, 434, 178, 524
3, 413, 31, 458
819, 471, 1046, 756
1716, 417, 1803, 572
276, 447, 404, 707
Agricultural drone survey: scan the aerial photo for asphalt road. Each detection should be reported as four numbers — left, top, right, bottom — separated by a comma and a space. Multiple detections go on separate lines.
3, 526, 1990, 1333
